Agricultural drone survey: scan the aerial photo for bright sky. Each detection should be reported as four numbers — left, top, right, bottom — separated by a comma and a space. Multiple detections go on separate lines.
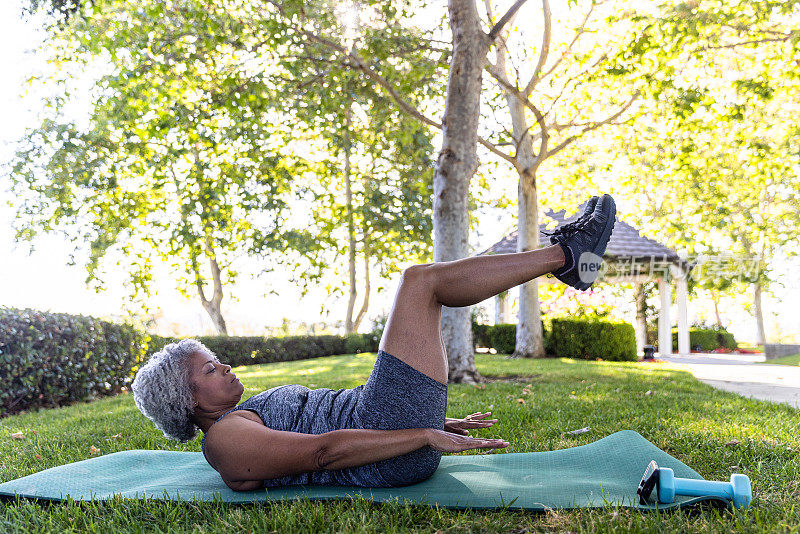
0, 0, 797, 342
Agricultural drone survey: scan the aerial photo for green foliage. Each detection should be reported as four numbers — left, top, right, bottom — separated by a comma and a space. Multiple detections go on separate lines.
471, 321, 492, 350
607, 0, 800, 305
344, 333, 370, 354
0, 307, 145, 418
11, 0, 443, 330
146, 333, 380, 368
488, 324, 517, 355
547, 319, 637, 362
671, 326, 738, 352
0, 307, 379, 417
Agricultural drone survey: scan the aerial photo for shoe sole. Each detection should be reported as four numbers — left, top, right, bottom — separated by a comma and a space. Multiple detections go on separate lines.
576, 196, 617, 290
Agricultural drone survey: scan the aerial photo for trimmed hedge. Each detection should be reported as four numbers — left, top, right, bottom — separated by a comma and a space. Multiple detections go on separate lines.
473, 319, 635, 361
0, 307, 145, 418
472, 322, 491, 350
147, 333, 380, 368
547, 319, 637, 361
671, 327, 738, 351
1, 307, 380, 418
488, 324, 517, 354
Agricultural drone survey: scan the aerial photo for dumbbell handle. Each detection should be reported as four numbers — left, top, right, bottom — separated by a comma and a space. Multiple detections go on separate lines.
671, 478, 734, 499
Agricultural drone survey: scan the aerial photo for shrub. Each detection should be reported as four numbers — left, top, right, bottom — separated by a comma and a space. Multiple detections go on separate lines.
0, 307, 146, 417
488, 324, 517, 354
144, 333, 379, 368
672, 326, 738, 351
345, 333, 368, 354
472, 322, 492, 349
548, 318, 637, 361
718, 330, 738, 349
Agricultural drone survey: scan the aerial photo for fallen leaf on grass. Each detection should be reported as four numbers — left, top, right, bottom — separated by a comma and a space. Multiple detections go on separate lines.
517, 398, 526, 404
726, 439, 741, 447
11, 432, 25, 440
473, 384, 486, 389
562, 427, 591, 436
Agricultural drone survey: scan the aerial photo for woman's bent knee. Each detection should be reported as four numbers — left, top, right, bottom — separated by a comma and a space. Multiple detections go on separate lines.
402, 263, 433, 284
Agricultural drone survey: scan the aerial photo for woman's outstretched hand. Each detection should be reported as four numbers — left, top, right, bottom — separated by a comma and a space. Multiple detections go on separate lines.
426, 428, 509, 453
443, 412, 498, 436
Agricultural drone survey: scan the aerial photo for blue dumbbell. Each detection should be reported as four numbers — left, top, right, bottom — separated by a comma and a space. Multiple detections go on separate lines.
637, 460, 752, 509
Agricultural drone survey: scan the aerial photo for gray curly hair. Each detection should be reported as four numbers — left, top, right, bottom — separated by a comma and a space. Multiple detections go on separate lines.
131, 339, 214, 443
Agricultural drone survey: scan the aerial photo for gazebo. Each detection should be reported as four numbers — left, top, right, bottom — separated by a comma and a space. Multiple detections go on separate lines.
478, 204, 692, 357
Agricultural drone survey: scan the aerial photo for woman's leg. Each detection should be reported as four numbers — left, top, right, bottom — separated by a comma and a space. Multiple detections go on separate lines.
378, 245, 565, 385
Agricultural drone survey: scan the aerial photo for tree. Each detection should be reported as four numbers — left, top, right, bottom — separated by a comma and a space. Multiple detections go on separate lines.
11, 1, 322, 333
474, 0, 644, 357
263, 0, 526, 381
10, 0, 443, 334
605, 0, 799, 345
285, 68, 439, 333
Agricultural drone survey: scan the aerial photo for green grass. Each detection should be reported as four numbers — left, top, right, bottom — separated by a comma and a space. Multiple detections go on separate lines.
760, 353, 800, 367
2, 352, 799, 533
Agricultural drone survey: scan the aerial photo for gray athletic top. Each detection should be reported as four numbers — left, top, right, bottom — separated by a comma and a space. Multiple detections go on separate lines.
200, 383, 388, 488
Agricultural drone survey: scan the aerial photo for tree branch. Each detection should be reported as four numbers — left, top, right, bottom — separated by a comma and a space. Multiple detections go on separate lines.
488, 0, 529, 41
478, 136, 521, 171
485, 63, 549, 168
702, 33, 795, 50
522, 0, 551, 97
546, 90, 640, 159
533, 1, 595, 89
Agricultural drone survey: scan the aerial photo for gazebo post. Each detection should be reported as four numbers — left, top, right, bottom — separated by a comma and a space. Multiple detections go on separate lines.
634, 282, 647, 356
494, 291, 510, 324
675, 267, 690, 356
658, 274, 672, 357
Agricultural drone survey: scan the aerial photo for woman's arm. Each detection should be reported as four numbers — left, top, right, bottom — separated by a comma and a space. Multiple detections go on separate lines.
316, 428, 430, 470
207, 416, 506, 490
206, 416, 434, 486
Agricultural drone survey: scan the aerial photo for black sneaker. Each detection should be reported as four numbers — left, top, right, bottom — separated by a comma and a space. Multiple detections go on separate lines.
544, 194, 616, 290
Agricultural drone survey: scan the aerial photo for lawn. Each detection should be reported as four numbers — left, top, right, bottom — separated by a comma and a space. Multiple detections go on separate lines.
760, 353, 800, 367
1, 352, 798, 533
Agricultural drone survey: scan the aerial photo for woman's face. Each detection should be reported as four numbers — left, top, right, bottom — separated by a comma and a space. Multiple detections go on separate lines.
188, 351, 244, 413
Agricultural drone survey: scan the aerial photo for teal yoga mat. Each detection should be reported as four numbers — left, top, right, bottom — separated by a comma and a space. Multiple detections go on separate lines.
0, 430, 730, 510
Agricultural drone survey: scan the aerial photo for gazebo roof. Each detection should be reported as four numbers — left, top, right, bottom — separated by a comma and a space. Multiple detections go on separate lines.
478, 203, 684, 266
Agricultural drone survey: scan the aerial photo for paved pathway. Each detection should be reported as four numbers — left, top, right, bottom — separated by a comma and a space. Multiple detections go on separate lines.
660, 353, 800, 409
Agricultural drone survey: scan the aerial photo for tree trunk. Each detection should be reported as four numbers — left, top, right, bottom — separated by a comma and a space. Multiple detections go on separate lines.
494, 16, 547, 358
196, 243, 228, 335
435, 0, 491, 384
353, 218, 371, 332
513, 174, 545, 357
343, 103, 358, 335
753, 282, 766, 345
711, 290, 723, 328
506, 91, 545, 357
634, 282, 647, 353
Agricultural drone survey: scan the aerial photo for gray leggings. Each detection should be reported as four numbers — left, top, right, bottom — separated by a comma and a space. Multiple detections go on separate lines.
354, 349, 448, 486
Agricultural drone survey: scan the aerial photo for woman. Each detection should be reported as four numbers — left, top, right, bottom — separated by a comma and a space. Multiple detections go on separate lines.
132, 194, 616, 491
